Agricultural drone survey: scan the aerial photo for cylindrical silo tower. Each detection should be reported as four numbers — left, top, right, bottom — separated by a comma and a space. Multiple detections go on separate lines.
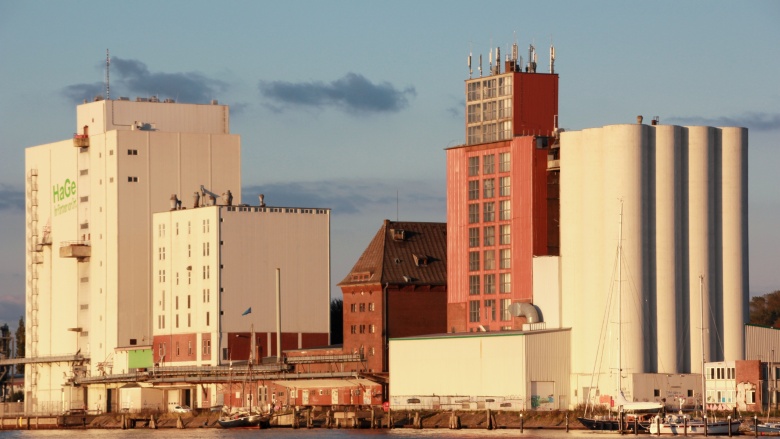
655, 125, 683, 373
720, 126, 748, 361
686, 126, 716, 374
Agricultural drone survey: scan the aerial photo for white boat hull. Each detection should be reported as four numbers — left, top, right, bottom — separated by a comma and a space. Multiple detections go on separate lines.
648, 416, 741, 435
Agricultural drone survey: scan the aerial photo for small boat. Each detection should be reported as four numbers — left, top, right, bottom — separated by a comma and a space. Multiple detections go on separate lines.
648, 414, 741, 435
753, 421, 780, 434
217, 412, 266, 428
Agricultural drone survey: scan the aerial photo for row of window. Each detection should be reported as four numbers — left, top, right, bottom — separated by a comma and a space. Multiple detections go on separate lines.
468, 153, 510, 176
158, 339, 211, 359
707, 366, 736, 380
350, 324, 376, 334
349, 303, 376, 312
468, 298, 513, 323
469, 225, 511, 247
157, 266, 211, 283
157, 220, 211, 238
469, 273, 511, 295
468, 177, 510, 200
468, 201, 512, 223
469, 249, 511, 270
160, 289, 211, 312
467, 122, 513, 145
467, 99, 513, 123
156, 311, 211, 329
466, 76, 513, 102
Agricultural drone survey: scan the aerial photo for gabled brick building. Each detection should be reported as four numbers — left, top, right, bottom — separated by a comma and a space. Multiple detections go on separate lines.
338, 220, 447, 374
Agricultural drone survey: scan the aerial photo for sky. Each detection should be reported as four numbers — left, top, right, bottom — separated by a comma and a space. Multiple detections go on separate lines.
0, 1, 778, 328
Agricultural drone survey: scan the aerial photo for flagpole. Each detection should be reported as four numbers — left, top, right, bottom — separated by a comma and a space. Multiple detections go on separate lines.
276, 268, 282, 364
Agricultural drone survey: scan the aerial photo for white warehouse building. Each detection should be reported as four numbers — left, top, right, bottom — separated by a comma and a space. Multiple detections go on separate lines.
24, 98, 241, 413
560, 122, 748, 406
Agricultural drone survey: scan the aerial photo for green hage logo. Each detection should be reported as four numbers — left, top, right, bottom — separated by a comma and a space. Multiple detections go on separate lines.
53, 178, 77, 216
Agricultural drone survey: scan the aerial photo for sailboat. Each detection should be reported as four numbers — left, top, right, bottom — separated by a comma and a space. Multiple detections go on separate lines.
218, 324, 267, 428
578, 203, 663, 432
648, 276, 741, 435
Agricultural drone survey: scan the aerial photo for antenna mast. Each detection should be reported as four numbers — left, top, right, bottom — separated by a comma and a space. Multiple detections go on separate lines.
105, 49, 110, 100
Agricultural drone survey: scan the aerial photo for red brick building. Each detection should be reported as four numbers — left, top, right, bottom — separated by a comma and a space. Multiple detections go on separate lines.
338, 220, 448, 374
446, 45, 560, 332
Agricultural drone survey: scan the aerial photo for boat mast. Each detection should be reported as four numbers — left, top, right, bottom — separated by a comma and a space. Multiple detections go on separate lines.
618, 201, 623, 400
699, 275, 706, 417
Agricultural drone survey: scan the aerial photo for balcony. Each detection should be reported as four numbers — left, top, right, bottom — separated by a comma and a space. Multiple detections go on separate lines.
59, 240, 91, 260
73, 134, 89, 148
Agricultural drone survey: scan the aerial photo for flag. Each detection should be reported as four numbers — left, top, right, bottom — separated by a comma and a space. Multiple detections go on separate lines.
242, 307, 252, 316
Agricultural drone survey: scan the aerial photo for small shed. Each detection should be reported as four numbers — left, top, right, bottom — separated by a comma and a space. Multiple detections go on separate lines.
118, 383, 164, 412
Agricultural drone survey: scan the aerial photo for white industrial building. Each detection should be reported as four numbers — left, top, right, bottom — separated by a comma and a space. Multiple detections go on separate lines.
25, 98, 241, 413
151, 203, 331, 368
560, 123, 748, 406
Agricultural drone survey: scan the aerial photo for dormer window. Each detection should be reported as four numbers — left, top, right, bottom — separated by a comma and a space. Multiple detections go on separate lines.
391, 229, 405, 241
413, 254, 429, 267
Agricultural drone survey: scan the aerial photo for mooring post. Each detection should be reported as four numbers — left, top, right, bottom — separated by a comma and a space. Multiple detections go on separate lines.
727, 415, 731, 437
566, 411, 570, 433
656, 416, 661, 436
703, 415, 707, 437
520, 412, 524, 433
634, 416, 638, 435
754, 415, 758, 438
684, 415, 688, 436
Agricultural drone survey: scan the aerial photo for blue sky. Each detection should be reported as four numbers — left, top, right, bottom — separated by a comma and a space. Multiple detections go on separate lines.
1, 1, 778, 327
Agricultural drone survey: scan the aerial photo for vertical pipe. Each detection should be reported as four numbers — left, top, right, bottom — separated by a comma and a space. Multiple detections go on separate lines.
276, 268, 281, 363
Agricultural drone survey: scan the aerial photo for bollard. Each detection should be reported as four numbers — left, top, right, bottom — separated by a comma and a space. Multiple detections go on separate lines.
755, 415, 758, 438
703, 415, 707, 437
684, 416, 688, 436
620, 411, 624, 435
149, 415, 157, 429
176, 415, 184, 429
656, 416, 661, 436
727, 415, 731, 437
634, 416, 638, 435
520, 413, 524, 433
486, 409, 493, 430
566, 411, 569, 433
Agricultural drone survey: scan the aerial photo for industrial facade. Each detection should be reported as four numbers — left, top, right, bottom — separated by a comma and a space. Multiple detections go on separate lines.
560, 123, 749, 405
446, 43, 560, 333
25, 98, 241, 413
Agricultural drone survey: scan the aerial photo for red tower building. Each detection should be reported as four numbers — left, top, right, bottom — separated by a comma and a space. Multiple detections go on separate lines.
446, 43, 560, 333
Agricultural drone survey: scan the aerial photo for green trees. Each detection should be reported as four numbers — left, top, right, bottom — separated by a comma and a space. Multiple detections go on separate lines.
749, 290, 780, 328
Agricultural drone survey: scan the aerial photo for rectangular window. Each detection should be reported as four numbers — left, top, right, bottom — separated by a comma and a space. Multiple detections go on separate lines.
499, 152, 510, 172
206, 312, 210, 326
500, 272, 511, 293
468, 204, 479, 223
176, 341, 180, 356
369, 325, 375, 333
469, 275, 480, 295
188, 341, 192, 355
368, 303, 375, 312
351, 325, 357, 334
469, 251, 480, 271
500, 200, 511, 220
187, 313, 191, 327
484, 299, 496, 320
483, 202, 495, 222
500, 225, 511, 245
469, 227, 480, 247
484, 274, 496, 294
469, 300, 481, 323
468, 156, 480, 176
483, 178, 495, 198
359, 303, 366, 312
203, 339, 211, 355
500, 248, 511, 269
350, 303, 357, 312
484, 250, 495, 270
468, 180, 480, 200
500, 299, 512, 321
483, 154, 495, 174
175, 296, 179, 310
360, 325, 366, 334
175, 314, 179, 328
187, 295, 191, 309
484, 226, 495, 246
499, 176, 510, 196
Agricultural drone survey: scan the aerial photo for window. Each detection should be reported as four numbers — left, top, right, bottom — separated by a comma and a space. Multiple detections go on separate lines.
500, 200, 511, 220
176, 341, 180, 356
350, 303, 356, 312
467, 103, 481, 123
351, 325, 357, 334
188, 245, 191, 257
468, 156, 480, 176
468, 180, 480, 200
206, 312, 210, 326
484, 299, 496, 320
127, 176, 138, 182
654, 389, 660, 397
469, 227, 480, 247
484, 226, 495, 246
484, 274, 496, 294
203, 339, 211, 355
359, 303, 366, 312
360, 325, 366, 334
500, 273, 512, 293
175, 296, 179, 310
469, 251, 480, 271
369, 325, 375, 334
747, 390, 755, 404
483, 154, 495, 174
499, 176, 510, 196
468, 204, 479, 223
187, 295, 191, 309
483, 178, 495, 198
483, 202, 495, 222
159, 247, 166, 261
368, 303, 375, 312
499, 152, 510, 172
500, 299, 512, 321
484, 250, 495, 270
469, 300, 481, 322
175, 314, 179, 328
469, 275, 480, 295
500, 248, 511, 269
188, 341, 192, 355
203, 242, 210, 256
500, 225, 511, 245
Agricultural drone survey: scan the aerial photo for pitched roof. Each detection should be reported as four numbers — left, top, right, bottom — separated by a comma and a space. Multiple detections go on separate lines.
338, 219, 447, 287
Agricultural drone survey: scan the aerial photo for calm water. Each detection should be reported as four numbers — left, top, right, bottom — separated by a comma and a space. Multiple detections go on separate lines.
0, 428, 641, 438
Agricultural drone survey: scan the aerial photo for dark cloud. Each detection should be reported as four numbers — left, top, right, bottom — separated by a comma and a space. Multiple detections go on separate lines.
62, 58, 228, 104
242, 178, 445, 217
0, 185, 24, 211
258, 73, 416, 115
667, 112, 780, 131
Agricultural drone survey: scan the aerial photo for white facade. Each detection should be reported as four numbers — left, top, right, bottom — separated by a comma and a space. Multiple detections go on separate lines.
151, 204, 331, 367
25, 99, 241, 413
560, 123, 748, 405
389, 329, 571, 411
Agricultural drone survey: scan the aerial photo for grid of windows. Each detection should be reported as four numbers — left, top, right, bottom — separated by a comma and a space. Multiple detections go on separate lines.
469, 228, 480, 247
469, 275, 480, 295
468, 180, 480, 200
469, 251, 480, 271
483, 178, 495, 198
499, 152, 511, 172
468, 157, 480, 176
469, 300, 481, 322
